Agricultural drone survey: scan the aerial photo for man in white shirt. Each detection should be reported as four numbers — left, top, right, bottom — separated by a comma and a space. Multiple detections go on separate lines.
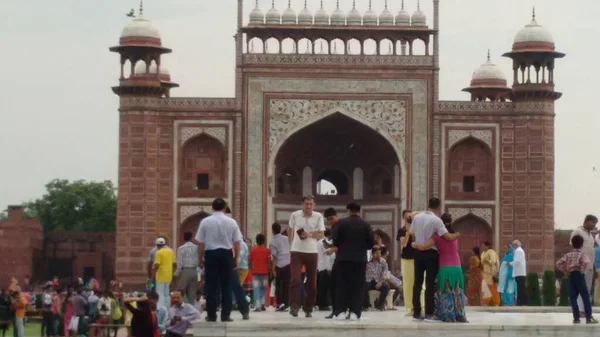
196, 198, 243, 322
287, 195, 326, 318
316, 229, 335, 311
410, 198, 459, 321
570, 215, 598, 312
510, 240, 528, 306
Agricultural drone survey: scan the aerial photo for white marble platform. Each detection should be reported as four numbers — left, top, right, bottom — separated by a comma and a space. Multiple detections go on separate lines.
190, 307, 600, 337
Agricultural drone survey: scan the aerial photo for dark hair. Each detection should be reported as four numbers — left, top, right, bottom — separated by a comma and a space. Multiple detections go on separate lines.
256, 233, 266, 245
440, 213, 452, 225
428, 198, 441, 210
584, 214, 598, 224
346, 202, 361, 213
302, 195, 315, 202
324, 229, 331, 237
572, 235, 584, 249
272, 222, 281, 234
173, 290, 185, 297
147, 291, 159, 301
212, 198, 227, 211
380, 246, 388, 256
225, 206, 232, 214
183, 232, 193, 242
324, 208, 337, 218
472, 247, 481, 257
482, 241, 491, 248
402, 209, 412, 218
371, 246, 381, 254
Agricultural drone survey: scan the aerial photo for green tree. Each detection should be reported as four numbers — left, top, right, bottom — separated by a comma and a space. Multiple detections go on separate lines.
542, 270, 556, 306
559, 277, 569, 306
526, 272, 542, 306
25, 179, 117, 232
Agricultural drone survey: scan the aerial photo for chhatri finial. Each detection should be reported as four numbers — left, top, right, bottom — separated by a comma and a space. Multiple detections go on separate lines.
353, 0, 356, 9
139, 0, 144, 16
532, 6, 536, 20
487, 49, 491, 62
288, 0, 291, 8
304, 0, 308, 8
320, 0, 324, 9
385, 0, 388, 10
271, 0, 275, 8
418, 0, 421, 10
401, 0, 405, 10
336, 0, 340, 9
369, 0, 372, 10
255, 0, 258, 8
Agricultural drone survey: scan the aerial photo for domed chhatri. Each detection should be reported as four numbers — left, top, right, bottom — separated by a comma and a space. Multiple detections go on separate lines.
119, 2, 161, 47
282, 0, 297, 24
265, 0, 281, 25
297, 0, 313, 25
395, 0, 410, 26
411, 0, 427, 26
347, 0, 362, 25
330, 0, 346, 25
471, 50, 507, 86
314, 0, 329, 25
379, 0, 394, 26
512, 8, 555, 51
248, 0, 265, 25
363, 0, 378, 26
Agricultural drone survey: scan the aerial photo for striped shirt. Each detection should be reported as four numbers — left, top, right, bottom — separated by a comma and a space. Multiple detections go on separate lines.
175, 241, 199, 276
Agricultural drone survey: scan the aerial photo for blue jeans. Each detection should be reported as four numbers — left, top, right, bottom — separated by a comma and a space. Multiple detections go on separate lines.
569, 271, 592, 320
253, 274, 268, 306
156, 281, 171, 309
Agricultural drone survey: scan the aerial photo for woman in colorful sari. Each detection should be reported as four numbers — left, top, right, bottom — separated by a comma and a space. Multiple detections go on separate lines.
414, 213, 467, 322
497, 245, 517, 306
466, 247, 483, 306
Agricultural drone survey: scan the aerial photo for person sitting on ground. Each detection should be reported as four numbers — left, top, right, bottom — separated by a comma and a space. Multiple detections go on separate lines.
365, 246, 391, 311
556, 235, 599, 324
147, 291, 169, 335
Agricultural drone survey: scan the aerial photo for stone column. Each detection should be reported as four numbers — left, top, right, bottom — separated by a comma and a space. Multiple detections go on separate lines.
302, 167, 312, 196
353, 168, 364, 200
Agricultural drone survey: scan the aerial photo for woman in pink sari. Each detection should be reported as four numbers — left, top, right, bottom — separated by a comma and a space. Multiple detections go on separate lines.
63, 291, 73, 337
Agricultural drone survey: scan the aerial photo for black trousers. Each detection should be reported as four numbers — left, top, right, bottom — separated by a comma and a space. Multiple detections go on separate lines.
205, 248, 234, 320
413, 249, 439, 317
334, 261, 366, 316
41, 311, 53, 337
316, 270, 332, 309
231, 269, 249, 315
367, 280, 391, 308
275, 265, 291, 307
515, 276, 528, 306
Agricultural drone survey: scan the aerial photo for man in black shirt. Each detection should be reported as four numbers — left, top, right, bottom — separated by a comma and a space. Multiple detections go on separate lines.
331, 203, 375, 320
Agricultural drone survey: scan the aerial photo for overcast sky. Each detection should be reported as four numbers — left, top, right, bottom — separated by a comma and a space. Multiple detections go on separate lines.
0, 0, 597, 229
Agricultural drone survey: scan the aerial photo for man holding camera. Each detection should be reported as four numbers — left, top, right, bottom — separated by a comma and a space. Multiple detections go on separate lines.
287, 195, 325, 318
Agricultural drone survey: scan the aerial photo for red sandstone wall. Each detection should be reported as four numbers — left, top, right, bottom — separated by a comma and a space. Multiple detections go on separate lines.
116, 113, 174, 287
500, 112, 555, 272
0, 207, 43, 288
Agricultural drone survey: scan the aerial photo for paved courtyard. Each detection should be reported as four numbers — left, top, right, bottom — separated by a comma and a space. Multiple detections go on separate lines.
191, 307, 600, 337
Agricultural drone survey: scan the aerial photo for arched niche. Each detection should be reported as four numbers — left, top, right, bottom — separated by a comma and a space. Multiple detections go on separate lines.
180, 211, 210, 244
316, 169, 348, 195
368, 166, 393, 196
276, 167, 300, 196
451, 214, 492, 267
446, 137, 494, 200
179, 134, 226, 198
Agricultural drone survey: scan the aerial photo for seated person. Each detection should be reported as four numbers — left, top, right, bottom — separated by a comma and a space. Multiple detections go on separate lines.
380, 247, 402, 306
365, 246, 391, 310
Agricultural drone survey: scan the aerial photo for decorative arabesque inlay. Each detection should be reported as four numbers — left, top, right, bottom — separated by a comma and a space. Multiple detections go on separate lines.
269, 99, 406, 156
120, 97, 237, 110
448, 130, 492, 149
243, 54, 434, 67
179, 205, 209, 224
180, 127, 227, 146
448, 207, 492, 227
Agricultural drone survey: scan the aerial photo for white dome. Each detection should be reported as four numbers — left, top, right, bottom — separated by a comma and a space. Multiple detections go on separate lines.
298, 1, 313, 25
120, 17, 160, 39
314, 2, 329, 25
134, 63, 170, 76
363, 6, 378, 26
265, 3, 281, 25
379, 1, 394, 26
249, 3, 265, 25
395, 1, 410, 26
282, 1, 297, 24
411, 10, 426, 26
514, 17, 554, 44
330, 7, 346, 25
347, 8, 361, 25
472, 54, 506, 82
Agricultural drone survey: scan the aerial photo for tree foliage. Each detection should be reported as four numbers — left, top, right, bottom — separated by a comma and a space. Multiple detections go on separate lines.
25, 179, 117, 232
526, 272, 542, 306
542, 270, 556, 306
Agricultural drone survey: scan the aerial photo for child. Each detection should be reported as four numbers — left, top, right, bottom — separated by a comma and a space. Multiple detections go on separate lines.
556, 235, 599, 324
249, 233, 271, 311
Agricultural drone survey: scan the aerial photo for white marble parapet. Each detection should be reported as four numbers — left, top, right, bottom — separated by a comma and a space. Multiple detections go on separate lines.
190, 309, 600, 337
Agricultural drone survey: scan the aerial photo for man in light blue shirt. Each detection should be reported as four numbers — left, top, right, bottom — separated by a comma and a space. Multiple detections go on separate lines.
165, 290, 200, 337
